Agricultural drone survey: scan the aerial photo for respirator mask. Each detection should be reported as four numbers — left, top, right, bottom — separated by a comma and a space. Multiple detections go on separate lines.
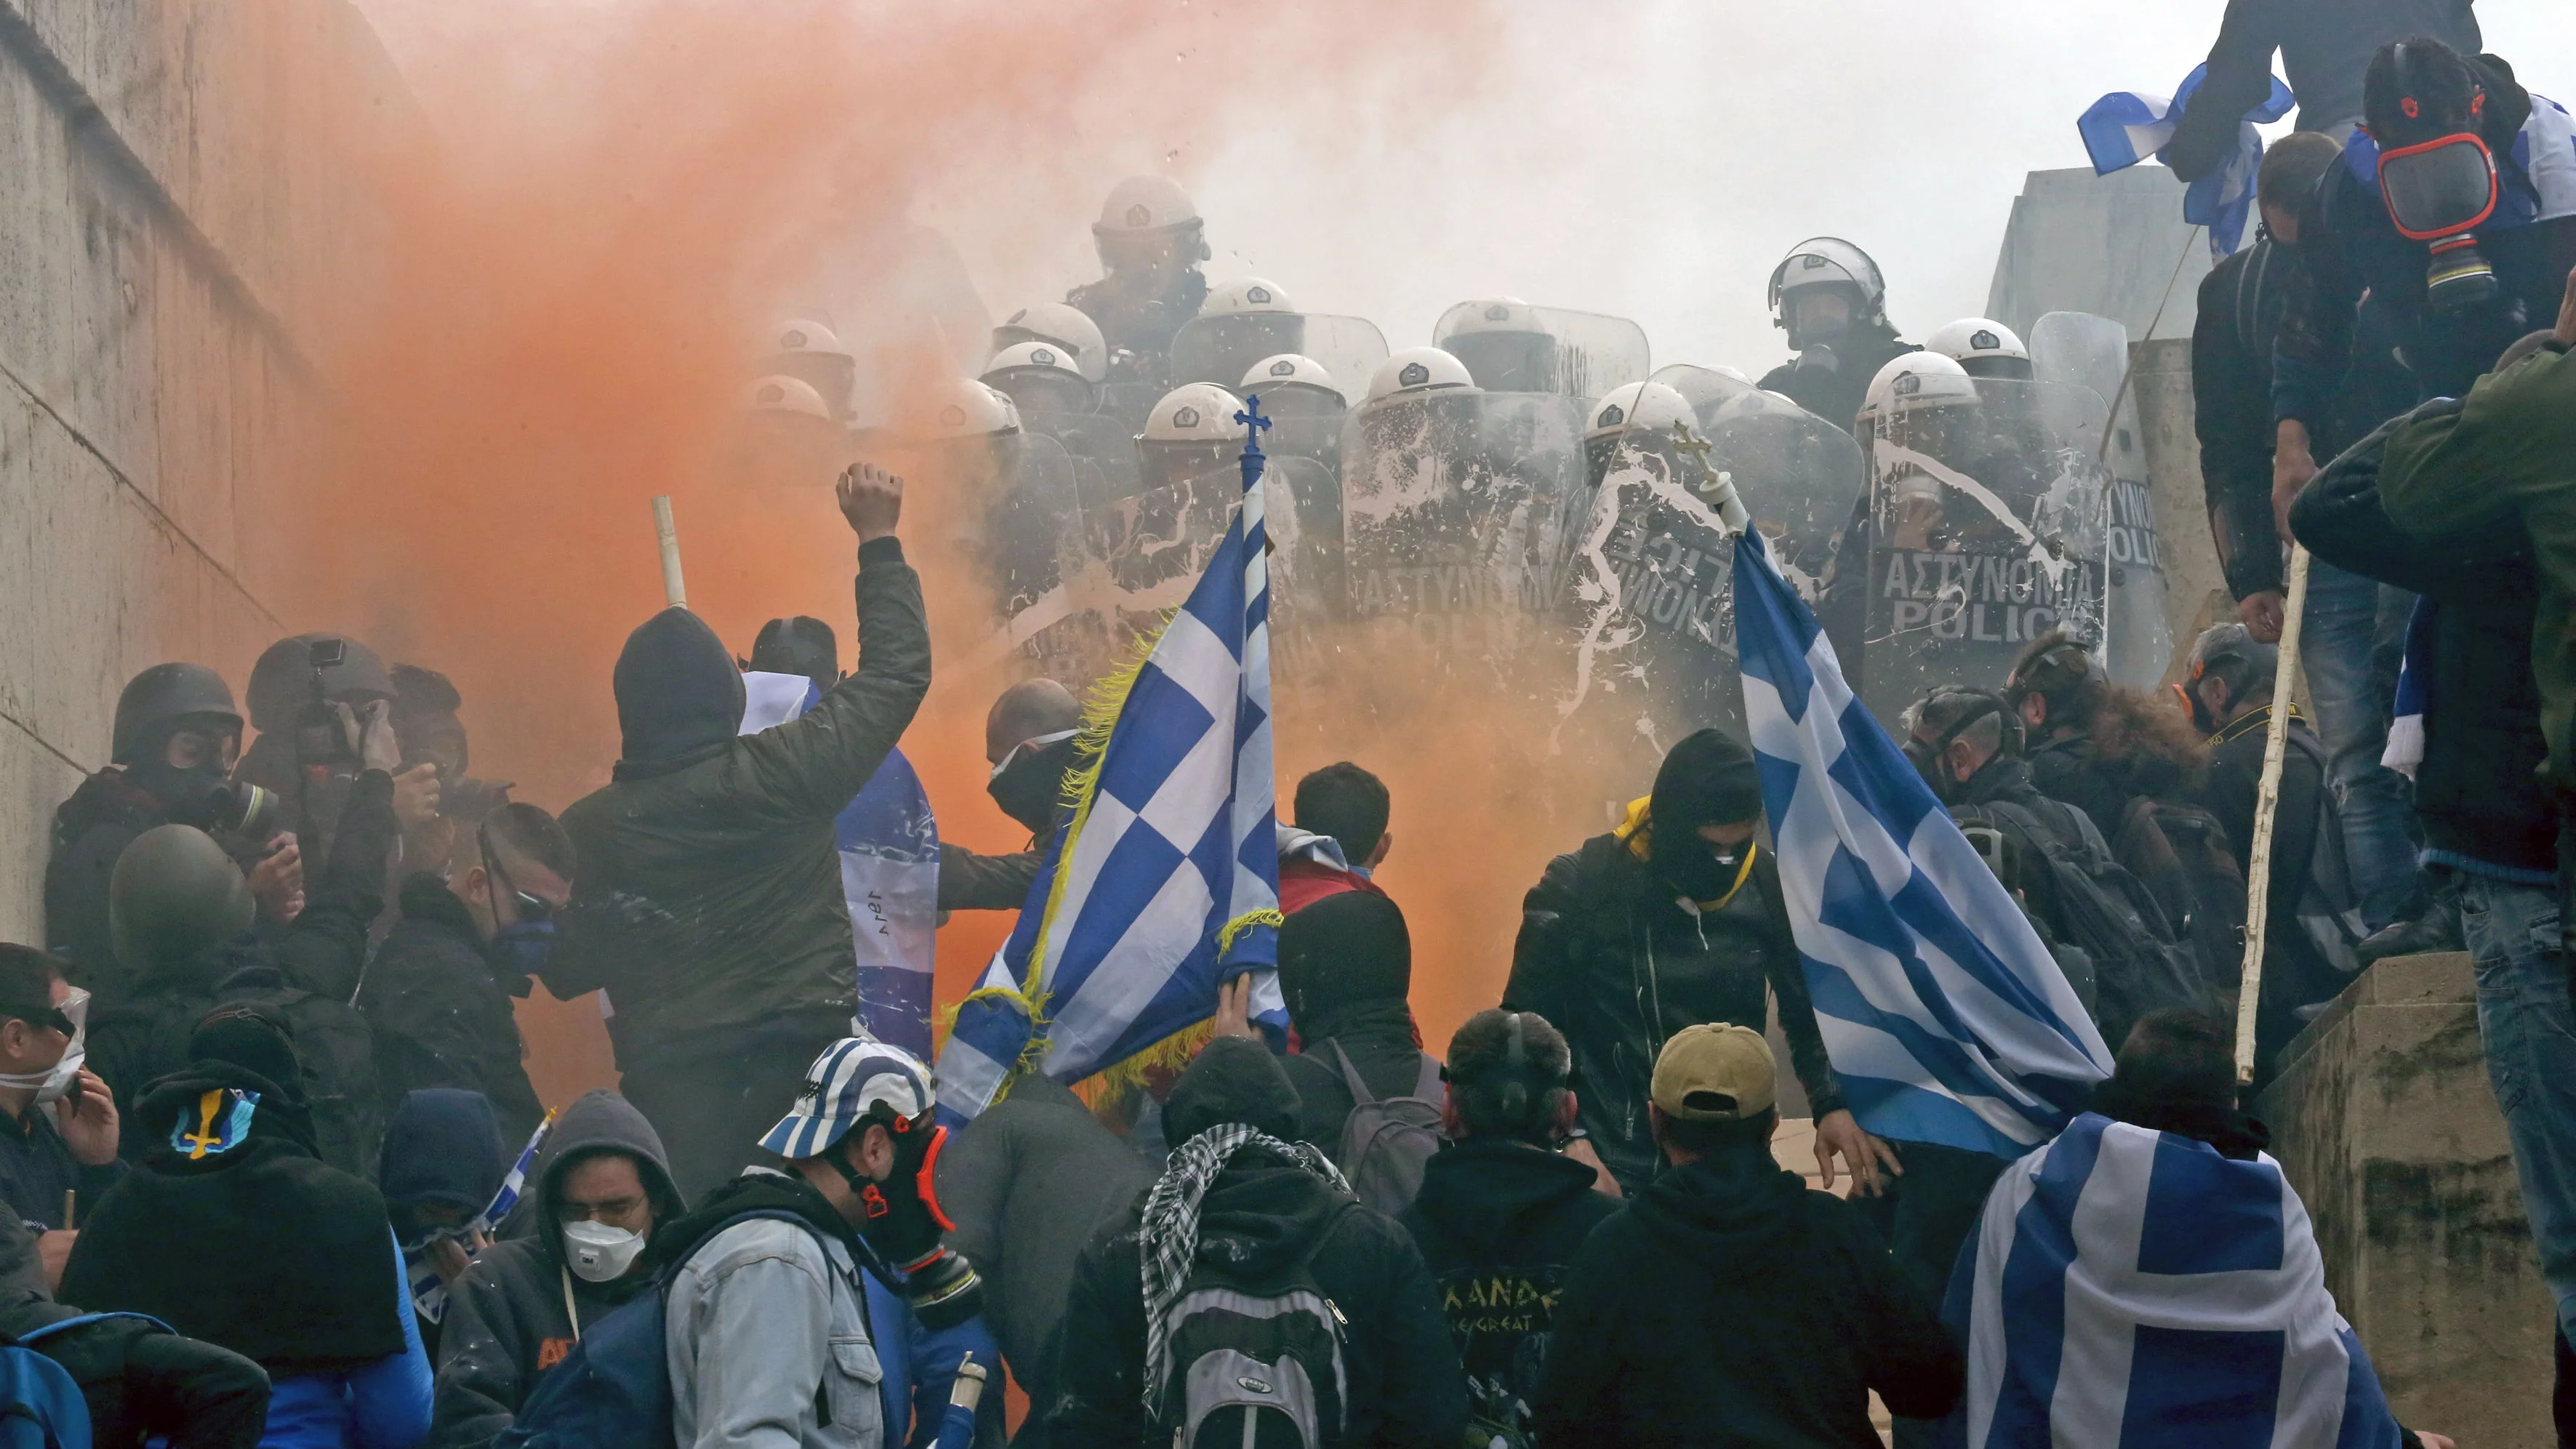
2378, 127, 2502, 313
563, 1220, 648, 1283
825, 1109, 984, 1329
0, 988, 89, 1106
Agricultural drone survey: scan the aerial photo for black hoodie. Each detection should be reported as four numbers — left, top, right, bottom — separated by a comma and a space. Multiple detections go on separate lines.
1043, 1039, 1466, 1449
1533, 1141, 1961, 1448
611, 608, 747, 779
429, 1090, 688, 1448
1400, 1137, 1618, 1444
362, 873, 546, 1147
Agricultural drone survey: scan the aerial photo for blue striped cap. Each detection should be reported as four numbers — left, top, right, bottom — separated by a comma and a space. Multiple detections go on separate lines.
758, 1037, 935, 1160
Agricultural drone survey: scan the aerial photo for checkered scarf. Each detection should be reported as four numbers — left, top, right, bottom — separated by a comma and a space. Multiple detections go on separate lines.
1139, 1122, 1349, 1411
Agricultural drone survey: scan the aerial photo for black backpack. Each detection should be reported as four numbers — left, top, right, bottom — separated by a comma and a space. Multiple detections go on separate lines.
2108, 796, 2250, 1003
1155, 1205, 1355, 1449
1951, 797, 2216, 1048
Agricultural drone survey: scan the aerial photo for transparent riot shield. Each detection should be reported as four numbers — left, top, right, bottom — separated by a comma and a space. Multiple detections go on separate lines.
1651, 364, 1759, 429
2030, 311, 2174, 690
1553, 409, 1749, 779
1032, 412, 1144, 512
1711, 394, 1866, 598
1339, 390, 1586, 682
1850, 379, 2111, 732
1432, 304, 1650, 402
928, 435, 1104, 683
1169, 314, 1392, 407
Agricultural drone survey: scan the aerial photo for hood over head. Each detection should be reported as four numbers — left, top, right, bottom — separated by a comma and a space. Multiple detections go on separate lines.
530, 1088, 687, 1240
1649, 728, 1764, 842
613, 608, 746, 773
379, 1088, 506, 1219
108, 825, 256, 979
1411, 1138, 1604, 1256
1163, 1035, 1304, 1147
1278, 891, 1411, 1035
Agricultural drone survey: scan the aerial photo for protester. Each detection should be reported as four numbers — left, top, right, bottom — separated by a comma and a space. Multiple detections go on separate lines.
0, 947, 121, 1248
941, 678, 1080, 913
2303, 334, 2576, 1414
1282, 762, 1393, 912
1400, 1009, 1618, 1449
63, 1005, 432, 1449
234, 634, 444, 879
1945, 1011, 2452, 1449
1506, 727, 1869, 1197
388, 665, 514, 878
431, 1089, 686, 1448
2165, 0, 2479, 177
360, 802, 569, 1145
1532, 1023, 1961, 1447
2005, 630, 2209, 846
46, 664, 301, 998
1043, 1035, 1464, 1448
2191, 129, 2423, 938
659, 1038, 981, 1449
377, 1089, 506, 1361
935, 1067, 1153, 1448
543, 465, 928, 1199
1275, 894, 1437, 1176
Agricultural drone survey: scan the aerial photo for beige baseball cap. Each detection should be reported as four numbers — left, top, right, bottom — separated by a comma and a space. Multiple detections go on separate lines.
1650, 1023, 1778, 1121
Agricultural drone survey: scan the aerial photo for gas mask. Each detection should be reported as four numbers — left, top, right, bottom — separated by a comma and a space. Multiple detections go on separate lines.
987, 731, 1077, 838
563, 1219, 647, 1283
0, 989, 89, 1107
1901, 689, 2020, 806
824, 1111, 984, 1329
2378, 128, 2502, 313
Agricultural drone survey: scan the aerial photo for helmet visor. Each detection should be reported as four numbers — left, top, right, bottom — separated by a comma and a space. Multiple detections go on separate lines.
1446, 332, 1556, 393
2378, 134, 2498, 241
990, 370, 1093, 418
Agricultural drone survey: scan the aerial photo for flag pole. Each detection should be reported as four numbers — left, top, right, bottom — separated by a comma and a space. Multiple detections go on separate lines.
2235, 543, 2311, 1085
652, 496, 687, 609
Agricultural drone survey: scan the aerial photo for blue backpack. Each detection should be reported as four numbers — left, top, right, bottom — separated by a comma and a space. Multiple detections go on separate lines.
495, 1211, 820, 1449
3, 1313, 173, 1449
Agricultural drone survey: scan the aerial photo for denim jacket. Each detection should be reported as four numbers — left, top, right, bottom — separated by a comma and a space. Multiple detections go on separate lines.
667, 1205, 885, 1449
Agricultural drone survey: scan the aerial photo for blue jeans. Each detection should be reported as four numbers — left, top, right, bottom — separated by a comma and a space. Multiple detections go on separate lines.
2460, 873, 2576, 1343
2301, 560, 2419, 928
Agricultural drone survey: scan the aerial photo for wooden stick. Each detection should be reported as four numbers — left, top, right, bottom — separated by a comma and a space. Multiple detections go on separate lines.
61, 1189, 73, 1232
651, 496, 687, 609
2236, 544, 2313, 1085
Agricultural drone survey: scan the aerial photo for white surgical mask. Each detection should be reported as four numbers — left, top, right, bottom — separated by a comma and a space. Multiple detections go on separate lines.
563, 1219, 646, 1283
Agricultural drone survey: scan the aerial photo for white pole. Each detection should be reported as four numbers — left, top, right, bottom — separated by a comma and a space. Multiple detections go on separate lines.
651, 496, 687, 609
2235, 544, 2312, 1085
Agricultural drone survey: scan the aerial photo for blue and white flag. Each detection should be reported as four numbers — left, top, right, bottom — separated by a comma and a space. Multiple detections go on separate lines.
1943, 1113, 2407, 1448
740, 671, 941, 1054
2381, 599, 2433, 781
937, 402, 1289, 1125
1733, 531, 2111, 1157
2079, 65, 2295, 259
412, 1107, 556, 1325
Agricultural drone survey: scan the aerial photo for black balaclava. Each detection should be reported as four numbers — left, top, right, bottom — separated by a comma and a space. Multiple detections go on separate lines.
1277, 891, 1411, 1037
1163, 1036, 1304, 1147
612, 609, 747, 772
1646, 728, 1765, 901
987, 734, 1080, 838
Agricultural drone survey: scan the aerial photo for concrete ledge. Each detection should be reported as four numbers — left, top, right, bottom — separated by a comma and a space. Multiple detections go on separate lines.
2255, 952, 2552, 1447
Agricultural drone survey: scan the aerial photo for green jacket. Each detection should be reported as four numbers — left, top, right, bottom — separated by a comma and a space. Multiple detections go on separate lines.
2378, 341, 2576, 785
548, 543, 931, 1060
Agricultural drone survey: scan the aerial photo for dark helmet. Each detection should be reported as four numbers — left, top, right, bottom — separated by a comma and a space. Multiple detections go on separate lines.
109, 824, 257, 975
750, 617, 840, 691
111, 665, 242, 767
245, 634, 394, 733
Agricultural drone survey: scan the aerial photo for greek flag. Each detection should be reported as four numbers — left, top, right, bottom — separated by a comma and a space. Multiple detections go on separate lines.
412, 1107, 556, 1325
936, 401, 1289, 1125
741, 673, 942, 1053
1733, 530, 2111, 1157
2079, 65, 2295, 258
1943, 1113, 2407, 1448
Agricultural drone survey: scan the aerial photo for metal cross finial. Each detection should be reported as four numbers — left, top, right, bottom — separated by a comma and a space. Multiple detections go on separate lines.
1668, 418, 1717, 473
1235, 394, 1273, 450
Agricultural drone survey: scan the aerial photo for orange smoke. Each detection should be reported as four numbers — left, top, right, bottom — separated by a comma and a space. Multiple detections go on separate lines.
275, 0, 1528, 1101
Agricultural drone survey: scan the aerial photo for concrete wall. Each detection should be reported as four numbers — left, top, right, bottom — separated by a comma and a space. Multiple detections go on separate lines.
1985, 166, 2218, 344
2255, 953, 2556, 1448
0, 2, 402, 942
2130, 334, 2234, 683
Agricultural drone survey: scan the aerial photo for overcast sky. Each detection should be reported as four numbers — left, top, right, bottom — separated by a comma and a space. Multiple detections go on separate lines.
935, 0, 2576, 377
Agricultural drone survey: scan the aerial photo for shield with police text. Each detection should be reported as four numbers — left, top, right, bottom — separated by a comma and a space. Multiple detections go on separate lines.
2031, 311, 2175, 690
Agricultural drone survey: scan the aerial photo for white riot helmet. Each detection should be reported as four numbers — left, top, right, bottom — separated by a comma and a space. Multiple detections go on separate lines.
1136, 381, 1243, 492
1768, 238, 1890, 350
747, 374, 833, 421
900, 378, 1021, 441
760, 319, 858, 422
1364, 347, 1477, 404
1439, 298, 1557, 392
1922, 318, 2033, 382
1241, 354, 1342, 418
867, 380, 1023, 494
992, 303, 1107, 384
1203, 278, 1294, 316
737, 376, 846, 490
1584, 381, 1693, 443
1865, 353, 1978, 420
980, 342, 1094, 418
1095, 176, 1201, 236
